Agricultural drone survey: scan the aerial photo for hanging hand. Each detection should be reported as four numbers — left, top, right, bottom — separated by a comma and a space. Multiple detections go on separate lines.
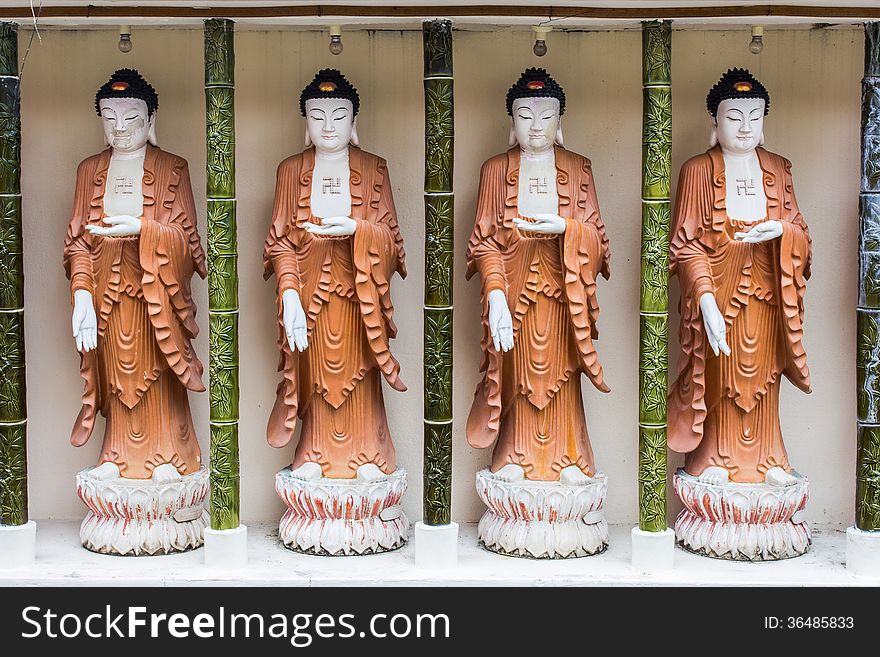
72, 289, 98, 352
699, 292, 731, 357
85, 215, 142, 237
282, 289, 308, 352
512, 213, 566, 235
488, 289, 514, 352
734, 220, 782, 244
303, 216, 357, 237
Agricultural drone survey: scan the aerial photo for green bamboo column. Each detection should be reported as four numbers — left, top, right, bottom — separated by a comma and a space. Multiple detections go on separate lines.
0, 22, 26, 528
204, 18, 239, 531
857, 21, 880, 531
638, 20, 671, 533
422, 19, 454, 526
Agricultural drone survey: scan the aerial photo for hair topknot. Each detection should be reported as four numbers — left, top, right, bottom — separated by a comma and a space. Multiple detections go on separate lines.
706, 68, 770, 117
299, 68, 360, 117
95, 68, 159, 116
506, 68, 566, 116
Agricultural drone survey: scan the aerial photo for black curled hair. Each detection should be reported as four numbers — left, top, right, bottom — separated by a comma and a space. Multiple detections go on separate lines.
706, 68, 770, 117
95, 68, 159, 116
299, 68, 360, 117
506, 67, 566, 116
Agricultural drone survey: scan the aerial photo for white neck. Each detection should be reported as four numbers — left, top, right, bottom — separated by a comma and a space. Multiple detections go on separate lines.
112, 145, 147, 160
315, 147, 349, 162
520, 147, 554, 161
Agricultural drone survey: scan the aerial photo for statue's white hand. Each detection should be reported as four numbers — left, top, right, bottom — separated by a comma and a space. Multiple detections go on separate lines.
303, 216, 357, 237
734, 220, 782, 244
488, 289, 514, 353
282, 289, 308, 352
699, 292, 731, 357
72, 289, 98, 353
85, 215, 142, 237
512, 213, 566, 235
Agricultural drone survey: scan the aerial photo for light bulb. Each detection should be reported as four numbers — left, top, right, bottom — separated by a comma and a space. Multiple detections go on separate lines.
329, 25, 343, 55
532, 25, 551, 57
118, 25, 132, 53
749, 26, 764, 54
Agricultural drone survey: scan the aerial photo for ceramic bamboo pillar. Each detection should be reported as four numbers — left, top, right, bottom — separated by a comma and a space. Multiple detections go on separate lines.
422, 19, 454, 527
0, 22, 26, 529
204, 18, 240, 532
638, 20, 671, 533
857, 22, 880, 533
849, 20, 880, 575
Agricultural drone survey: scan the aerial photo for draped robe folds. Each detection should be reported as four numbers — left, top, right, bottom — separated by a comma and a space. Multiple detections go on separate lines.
263, 146, 407, 479
466, 146, 611, 481
668, 145, 812, 483
63, 145, 207, 479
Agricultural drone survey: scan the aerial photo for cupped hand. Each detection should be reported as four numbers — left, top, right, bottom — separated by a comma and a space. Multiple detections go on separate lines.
303, 216, 357, 237
85, 215, 142, 237
513, 213, 566, 235
734, 220, 782, 244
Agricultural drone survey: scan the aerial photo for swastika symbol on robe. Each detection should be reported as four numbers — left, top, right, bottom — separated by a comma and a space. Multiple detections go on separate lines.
736, 178, 756, 196
529, 177, 549, 194
322, 177, 342, 195
114, 177, 134, 194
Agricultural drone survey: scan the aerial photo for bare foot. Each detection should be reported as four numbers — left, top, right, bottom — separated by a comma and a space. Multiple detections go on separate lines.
560, 465, 592, 486
290, 462, 323, 481
356, 463, 387, 482
765, 466, 797, 487
90, 461, 121, 481
493, 464, 526, 483
697, 466, 730, 486
152, 463, 183, 484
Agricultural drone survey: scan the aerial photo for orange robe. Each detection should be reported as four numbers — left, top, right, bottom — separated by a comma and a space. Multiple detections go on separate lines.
466, 146, 611, 481
668, 145, 812, 483
63, 146, 207, 479
264, 146, 407, 479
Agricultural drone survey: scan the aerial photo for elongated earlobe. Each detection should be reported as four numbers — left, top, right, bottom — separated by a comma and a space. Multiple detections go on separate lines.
351, 117, 359, 147
304, 127, 312, 147
555, 124, 564, 147
148, 114, 158, 146
759, 132, 765, 146
508, 120, 516, 147
709, 117, 718, 148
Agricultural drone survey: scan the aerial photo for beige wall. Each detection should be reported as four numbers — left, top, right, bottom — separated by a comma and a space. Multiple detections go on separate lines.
19, 26, 861, 527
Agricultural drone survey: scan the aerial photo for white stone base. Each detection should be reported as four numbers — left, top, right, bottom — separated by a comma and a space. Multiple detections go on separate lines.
204, 524, 248, 569
475, 468, 608, 559
845, 526, 880, 577
674, 469, 810, 561
76, 465, 209, 556
631, 527, 675, 573
414, 521, 459, 569
0, 520, 36, 569
275, 467, 408, 556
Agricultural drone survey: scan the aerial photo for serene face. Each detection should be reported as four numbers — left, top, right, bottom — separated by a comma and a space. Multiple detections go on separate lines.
305, 98, 355, 154
99, 97, 152, 154
511, 97, 560, 155
713, 97, 765, 154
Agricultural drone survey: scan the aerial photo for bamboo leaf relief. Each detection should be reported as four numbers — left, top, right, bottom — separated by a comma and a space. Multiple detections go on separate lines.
0, 424, 26, 525
423, 423, 452, 525
425, 196, 453, 306
424, 311, 452, 420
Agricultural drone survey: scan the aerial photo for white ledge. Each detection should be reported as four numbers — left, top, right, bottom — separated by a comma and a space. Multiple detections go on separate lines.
0, 520, 873, 586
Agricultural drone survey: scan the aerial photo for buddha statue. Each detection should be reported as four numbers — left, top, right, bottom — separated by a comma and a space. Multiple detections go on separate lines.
668, 69, 812, 560
264, 69, 408, 555
467, 68, 612, 558
64, 68, 209, 555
